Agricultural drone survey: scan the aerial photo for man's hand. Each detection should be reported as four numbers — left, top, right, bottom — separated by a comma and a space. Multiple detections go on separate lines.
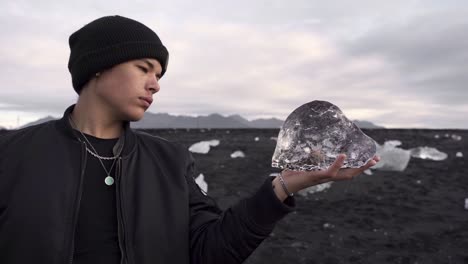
273, 154, 380, 201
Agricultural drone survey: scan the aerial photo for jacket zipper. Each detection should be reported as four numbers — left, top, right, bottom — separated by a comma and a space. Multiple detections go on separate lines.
116, 157, 129, 264
68, 140, 87, 264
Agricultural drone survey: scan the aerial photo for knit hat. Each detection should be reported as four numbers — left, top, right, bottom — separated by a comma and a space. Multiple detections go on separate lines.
68, 15, 169, 94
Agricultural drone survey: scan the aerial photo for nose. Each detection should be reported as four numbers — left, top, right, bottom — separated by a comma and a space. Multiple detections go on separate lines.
147, 75, 160, 94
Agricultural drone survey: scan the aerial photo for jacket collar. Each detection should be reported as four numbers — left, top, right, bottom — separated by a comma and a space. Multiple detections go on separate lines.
56, 104, 137, 157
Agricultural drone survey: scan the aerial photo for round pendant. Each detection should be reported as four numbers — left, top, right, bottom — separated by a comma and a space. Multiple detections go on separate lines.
105, 176, 115, 186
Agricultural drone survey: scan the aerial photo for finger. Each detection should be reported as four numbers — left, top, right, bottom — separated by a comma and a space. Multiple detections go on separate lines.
362, 156, 380, 173
364, 159, 377, 169
345, 162, 375, 178
358, 158, 378, 173
326, 154, 346, 175
373, 155, 381, 162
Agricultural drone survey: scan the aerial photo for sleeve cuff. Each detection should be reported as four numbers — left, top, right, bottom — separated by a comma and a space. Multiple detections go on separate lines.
243, 176, 295, 230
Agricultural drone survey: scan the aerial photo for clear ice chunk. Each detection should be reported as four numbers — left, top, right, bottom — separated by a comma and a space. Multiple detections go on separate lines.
271, 100, 377, 171
409, 146, 447, 161
189, 140, 220, 154
195, 173, 208, 194
189, 142, 210, 154
384, 140, 402, 148
207, 139, 220, 147
372, 141, 411, 171
230, 150, 245, 158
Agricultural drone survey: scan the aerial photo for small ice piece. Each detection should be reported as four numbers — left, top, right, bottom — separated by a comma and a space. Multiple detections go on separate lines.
195, 173, 208, 194
384, 140, 402, 148
207, 139, 220, 147
416, 180, 422, 184
189, 142, 210, 154
363, 169, 373, 175
372, 141, 411, 171
434, 134, 440, 139
188, 139, 220, 154
290, 241, 308, 249
451, 134, 462, 141
254, 137, 260, 141
230, 150, 245, 158
465, 198, 468, 210
270, 137, 278, 141
410, 147, 448, 161
456, 152, 463, 158
272, 100, 376, 171
298, 182, 333, 196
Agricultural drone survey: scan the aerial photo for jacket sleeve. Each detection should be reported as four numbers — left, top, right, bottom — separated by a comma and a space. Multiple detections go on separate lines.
185, 150, 295, 264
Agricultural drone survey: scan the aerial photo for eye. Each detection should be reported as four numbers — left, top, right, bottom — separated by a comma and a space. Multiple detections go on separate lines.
137, 65, 148, 73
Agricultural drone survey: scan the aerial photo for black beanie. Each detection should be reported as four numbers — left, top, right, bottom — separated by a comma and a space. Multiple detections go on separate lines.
68, 15, 169, 94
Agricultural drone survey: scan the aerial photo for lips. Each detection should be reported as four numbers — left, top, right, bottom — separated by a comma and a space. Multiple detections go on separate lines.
139, 97, 153, 108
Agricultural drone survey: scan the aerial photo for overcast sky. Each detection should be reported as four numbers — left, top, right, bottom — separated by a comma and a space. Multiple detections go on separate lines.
1, 0, 467, 129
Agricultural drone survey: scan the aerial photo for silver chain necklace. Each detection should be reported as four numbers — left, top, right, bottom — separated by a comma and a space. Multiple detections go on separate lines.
86, 147, 119, 160
69, 116, 121, 186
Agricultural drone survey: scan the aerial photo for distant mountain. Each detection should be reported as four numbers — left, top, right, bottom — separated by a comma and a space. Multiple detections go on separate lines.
132, 114, 382, 129
353, 120, 384, 129
18, 113, 384, 129
20, 116, 57, 129
227, 114, 251, 126
249, 118, 284, 128
131, 112, 284, 128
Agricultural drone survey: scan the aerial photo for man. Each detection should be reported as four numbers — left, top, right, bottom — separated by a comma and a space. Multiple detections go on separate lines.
0, 15, 379, 263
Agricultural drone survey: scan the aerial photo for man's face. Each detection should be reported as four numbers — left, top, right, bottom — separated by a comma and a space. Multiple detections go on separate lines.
92, 58, 162, 121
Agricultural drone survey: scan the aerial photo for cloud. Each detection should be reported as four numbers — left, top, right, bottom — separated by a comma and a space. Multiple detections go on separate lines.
0, 1, 467, 128
156, 21, 339, 117
155, 21, 396, 121
344, 9, 468, 107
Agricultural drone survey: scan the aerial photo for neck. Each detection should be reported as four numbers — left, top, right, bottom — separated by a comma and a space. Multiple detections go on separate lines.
71, 96, 123, 139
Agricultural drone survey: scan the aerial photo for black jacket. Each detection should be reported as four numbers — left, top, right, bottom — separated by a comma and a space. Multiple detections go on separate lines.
0, 105, 293, 264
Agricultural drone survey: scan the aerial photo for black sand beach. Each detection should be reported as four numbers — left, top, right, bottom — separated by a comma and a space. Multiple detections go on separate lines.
147, 128, 468, 264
